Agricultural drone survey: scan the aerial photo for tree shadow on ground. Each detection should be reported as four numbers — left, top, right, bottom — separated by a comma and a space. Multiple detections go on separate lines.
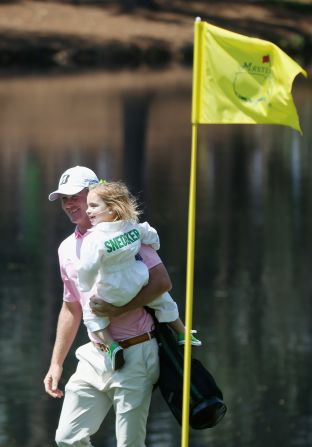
55, 0, 312, 52
0, 30, 180, 75
53, 0, 312, 14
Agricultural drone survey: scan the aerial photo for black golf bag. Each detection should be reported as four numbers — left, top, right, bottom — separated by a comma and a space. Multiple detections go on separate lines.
151, 313, 227, 429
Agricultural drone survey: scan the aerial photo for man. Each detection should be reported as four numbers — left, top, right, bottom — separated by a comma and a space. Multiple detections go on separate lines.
43, 166, 172, 446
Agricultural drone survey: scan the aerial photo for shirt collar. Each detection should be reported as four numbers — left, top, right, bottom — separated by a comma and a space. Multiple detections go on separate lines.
74, 227, 84, 239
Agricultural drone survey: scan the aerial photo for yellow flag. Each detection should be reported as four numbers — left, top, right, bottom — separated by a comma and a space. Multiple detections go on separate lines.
192, 21, 307, 132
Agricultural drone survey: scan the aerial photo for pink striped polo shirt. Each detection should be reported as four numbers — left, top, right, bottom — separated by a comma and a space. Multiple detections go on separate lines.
58, 228, 161, 342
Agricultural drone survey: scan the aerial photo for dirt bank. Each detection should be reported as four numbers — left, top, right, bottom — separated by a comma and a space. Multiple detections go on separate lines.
0, 1, 311, 74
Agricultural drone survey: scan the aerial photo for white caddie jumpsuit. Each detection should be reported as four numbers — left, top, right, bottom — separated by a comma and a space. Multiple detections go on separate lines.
78, 220, 178, 332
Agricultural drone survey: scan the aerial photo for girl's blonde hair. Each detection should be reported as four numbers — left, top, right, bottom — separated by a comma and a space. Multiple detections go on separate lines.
90, 181, 141, 222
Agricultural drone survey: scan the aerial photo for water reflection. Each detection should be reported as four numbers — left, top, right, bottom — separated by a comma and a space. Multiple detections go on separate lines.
0, 70, 311, 447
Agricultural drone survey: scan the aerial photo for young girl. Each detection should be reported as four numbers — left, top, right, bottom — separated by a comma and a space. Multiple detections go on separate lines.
77, 181, 201, 370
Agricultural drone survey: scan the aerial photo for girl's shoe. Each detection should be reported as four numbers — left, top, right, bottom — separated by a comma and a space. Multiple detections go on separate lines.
178, 330, 202, 346
108, 342, 125, 370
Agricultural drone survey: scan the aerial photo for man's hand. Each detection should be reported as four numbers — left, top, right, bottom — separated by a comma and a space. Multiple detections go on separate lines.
43, 301, 81, 399
43, 364, 64, 398
89, 296, 123, 318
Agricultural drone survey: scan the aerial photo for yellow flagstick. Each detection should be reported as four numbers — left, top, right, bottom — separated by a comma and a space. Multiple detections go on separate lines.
182, 16, 306, 447
181, 122, 197, 447
181, 17, 202, 447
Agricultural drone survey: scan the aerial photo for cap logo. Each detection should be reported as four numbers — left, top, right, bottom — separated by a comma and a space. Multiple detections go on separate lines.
60, 174, 70, 185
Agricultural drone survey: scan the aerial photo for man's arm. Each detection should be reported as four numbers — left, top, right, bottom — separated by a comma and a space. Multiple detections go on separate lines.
90, 262, 172, 319
43, 301, 82, 398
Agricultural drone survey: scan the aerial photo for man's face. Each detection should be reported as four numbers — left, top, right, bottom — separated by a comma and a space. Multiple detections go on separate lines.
61, 189, 90, 229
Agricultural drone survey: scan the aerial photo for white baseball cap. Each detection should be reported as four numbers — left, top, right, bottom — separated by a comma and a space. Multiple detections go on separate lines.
48, 166, 99, 201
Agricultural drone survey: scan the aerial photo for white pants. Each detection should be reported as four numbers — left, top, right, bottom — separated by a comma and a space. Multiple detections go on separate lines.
55, 339, 159, 447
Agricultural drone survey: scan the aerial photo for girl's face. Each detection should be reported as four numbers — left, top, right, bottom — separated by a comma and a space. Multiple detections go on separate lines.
86, 190, 115, 225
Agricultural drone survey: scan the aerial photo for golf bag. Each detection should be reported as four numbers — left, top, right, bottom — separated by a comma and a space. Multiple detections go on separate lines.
151, 313, 227, 429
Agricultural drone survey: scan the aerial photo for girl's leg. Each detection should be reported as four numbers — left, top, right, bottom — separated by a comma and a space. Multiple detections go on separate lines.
94, 327, 125, 371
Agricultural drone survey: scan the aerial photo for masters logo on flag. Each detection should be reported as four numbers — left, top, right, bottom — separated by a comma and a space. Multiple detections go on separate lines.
233, 56, 272, 104
192, 21, 307, 132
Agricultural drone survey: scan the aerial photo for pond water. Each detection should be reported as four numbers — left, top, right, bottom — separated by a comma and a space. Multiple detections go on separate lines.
0, 67, 311, 447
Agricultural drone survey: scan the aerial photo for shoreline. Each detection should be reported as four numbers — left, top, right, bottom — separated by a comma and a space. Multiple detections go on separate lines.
0, 1, 311, 75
